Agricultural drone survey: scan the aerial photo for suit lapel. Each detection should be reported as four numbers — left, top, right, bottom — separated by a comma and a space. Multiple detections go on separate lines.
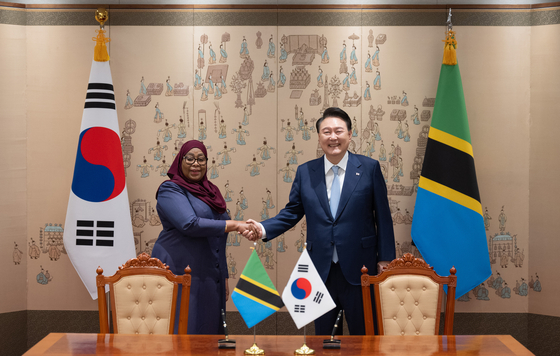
310, 157, 332, 220
335, 153, 362, 221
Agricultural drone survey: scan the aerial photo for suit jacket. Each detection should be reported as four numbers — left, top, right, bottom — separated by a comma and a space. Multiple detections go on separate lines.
262, 152, 395, 286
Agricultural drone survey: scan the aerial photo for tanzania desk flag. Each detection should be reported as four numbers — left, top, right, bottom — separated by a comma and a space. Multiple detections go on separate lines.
282, 249, 335, 329
411, 30, 491, 298
63, 27, 136, 300
231, 250, 284, 328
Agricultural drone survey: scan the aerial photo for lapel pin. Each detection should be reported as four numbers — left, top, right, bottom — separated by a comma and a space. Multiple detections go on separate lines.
356, 173, 360, 175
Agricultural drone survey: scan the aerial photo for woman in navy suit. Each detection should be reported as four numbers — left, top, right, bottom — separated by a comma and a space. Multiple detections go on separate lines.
152, 140, 254, 334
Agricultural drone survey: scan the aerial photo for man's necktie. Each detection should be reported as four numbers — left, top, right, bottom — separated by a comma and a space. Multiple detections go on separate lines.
330, 165, 340, 263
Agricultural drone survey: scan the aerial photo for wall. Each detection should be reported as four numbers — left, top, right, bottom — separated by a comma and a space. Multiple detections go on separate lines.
1, 20, 28, 314
529, 22, 560, 317
0, 17, 28, 356
0, 2, 559, 355
18, 4, 539, 314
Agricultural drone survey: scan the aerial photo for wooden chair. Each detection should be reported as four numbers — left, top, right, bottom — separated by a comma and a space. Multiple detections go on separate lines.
96, 252, 191, 334
361, 253, 456, 336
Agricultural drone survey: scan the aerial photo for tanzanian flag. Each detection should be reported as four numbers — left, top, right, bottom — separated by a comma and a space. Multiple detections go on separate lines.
231, 250, 284, 328
411, 30, 491, 299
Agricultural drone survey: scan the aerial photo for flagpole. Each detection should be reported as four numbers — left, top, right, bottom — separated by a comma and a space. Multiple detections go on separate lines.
295, 324, 314, 355
411, 12, 491, 297
243, 242, 265, 355
244, 326, 264, 355
63, 7, 137, 300
282, 242, 334, 354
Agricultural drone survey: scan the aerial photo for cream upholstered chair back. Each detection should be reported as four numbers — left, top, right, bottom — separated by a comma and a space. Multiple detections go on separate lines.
96, 252, 191, 334
361, 253, 456, 335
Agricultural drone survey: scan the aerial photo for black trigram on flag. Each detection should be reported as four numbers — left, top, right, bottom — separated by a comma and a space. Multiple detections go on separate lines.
294, 305, 306, 313
313, 291, 324, 304
76, 220, 115, 247
84, 83, 116, 110
297, 264, 309, 273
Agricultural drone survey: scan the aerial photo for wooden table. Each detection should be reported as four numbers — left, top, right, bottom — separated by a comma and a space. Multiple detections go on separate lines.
24, 333, 534, 355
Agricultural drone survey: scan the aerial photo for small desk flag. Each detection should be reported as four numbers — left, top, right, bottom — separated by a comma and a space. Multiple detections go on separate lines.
282, 249, 335, 329
63, 29, 136, 300
231, 250, 284, 328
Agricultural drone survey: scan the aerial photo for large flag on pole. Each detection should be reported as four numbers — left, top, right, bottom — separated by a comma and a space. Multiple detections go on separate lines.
411, 29, 491, 298
231, 250, 284, 328
63, 23, 136, 300
282, 249, 335, 329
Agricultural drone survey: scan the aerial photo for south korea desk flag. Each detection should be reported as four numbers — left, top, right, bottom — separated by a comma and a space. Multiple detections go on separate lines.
282, 249, 336, 329
63, 12, 136, 300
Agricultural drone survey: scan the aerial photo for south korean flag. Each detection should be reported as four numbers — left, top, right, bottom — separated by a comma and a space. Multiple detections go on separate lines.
282, 249, 336, 329
63, 57, 136, 300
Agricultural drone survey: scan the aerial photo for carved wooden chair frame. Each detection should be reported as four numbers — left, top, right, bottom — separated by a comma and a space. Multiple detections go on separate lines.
361, 253, 457, 335
96, 252, 191, 334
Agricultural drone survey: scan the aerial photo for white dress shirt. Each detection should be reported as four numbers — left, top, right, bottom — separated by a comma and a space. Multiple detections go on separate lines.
324, 151, 348, 203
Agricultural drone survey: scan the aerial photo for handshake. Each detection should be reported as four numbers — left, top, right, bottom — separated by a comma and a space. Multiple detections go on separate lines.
229, 219, 262, 242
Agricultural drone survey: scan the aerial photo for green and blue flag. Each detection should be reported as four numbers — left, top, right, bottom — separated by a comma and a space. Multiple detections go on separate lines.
411, 31, 491, 298
231, 250, 284, 328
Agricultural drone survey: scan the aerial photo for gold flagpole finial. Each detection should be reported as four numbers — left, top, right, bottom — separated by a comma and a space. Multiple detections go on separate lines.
95, 8, 108, 27
93, 8, 110, 62
442, 8, 457, 66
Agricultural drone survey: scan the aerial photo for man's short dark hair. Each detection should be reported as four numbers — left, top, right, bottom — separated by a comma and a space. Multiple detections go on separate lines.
316, 107, 352, 132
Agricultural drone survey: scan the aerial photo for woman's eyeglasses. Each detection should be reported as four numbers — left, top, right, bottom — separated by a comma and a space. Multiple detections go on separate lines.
183, 156, 207, 165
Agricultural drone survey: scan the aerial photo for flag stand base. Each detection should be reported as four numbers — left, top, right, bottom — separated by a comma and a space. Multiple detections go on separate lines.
244, 343, 265, 355
295, 343, 315, 355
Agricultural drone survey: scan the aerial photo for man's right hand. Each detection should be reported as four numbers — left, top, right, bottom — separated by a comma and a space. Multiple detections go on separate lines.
243, 219, 262, 241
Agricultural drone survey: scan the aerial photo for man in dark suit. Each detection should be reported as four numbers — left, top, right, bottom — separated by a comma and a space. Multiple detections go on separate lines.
247, 107, 395, 335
